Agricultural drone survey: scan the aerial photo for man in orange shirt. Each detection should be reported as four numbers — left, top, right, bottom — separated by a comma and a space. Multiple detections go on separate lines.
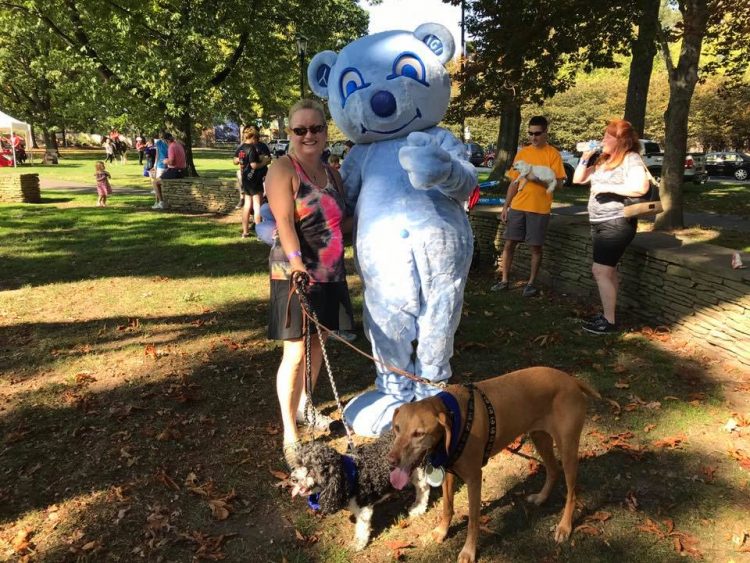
492, 116, 565, 297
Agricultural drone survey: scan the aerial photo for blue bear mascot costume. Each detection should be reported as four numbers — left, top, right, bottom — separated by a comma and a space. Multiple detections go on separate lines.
307, 23, 476, 437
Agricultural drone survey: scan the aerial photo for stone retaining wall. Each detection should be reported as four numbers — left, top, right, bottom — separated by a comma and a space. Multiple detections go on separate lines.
470, 206, 750, 366
161, 178, 237, 214
0, 174, 41, 203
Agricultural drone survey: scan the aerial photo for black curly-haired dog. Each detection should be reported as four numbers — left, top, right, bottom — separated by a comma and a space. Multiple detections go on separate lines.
289, 434, 429, 551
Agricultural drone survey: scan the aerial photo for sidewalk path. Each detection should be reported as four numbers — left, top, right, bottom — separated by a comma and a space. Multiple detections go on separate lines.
40, 178, 148, 195
552, 203, 750, 233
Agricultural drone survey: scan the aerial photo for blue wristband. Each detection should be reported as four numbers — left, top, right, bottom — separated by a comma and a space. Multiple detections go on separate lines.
287, 250, 302, 260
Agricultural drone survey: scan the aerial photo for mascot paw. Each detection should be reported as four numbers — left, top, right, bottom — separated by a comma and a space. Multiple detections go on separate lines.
398, 131, 452, 189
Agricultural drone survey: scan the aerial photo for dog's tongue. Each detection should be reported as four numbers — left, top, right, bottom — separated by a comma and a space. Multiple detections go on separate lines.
389, 467, 410, 490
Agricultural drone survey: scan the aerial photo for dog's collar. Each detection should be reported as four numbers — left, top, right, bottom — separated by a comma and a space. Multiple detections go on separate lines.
427, 391, 465, 470
306, 454, 358, 512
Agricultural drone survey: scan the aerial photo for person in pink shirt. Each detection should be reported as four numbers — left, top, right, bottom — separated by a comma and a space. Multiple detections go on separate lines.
152, 132, 187, 209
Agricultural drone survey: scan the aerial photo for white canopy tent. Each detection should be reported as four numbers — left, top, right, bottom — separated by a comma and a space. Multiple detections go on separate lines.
0, 110, 33, 166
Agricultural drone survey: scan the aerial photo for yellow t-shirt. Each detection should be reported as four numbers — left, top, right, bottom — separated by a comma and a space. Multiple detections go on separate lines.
506, 144, 566, 214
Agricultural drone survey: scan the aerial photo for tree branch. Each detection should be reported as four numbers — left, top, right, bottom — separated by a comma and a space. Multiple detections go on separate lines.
104, 0, 170, 41
655, 22, 676, 79
209, 0, 257, 86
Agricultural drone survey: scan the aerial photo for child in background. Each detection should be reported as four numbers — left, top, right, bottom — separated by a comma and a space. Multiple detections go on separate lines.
328, 154, 341, 170
95, 161, 112, 207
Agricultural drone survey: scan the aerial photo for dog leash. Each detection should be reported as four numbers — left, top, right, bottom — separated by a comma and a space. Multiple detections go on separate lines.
289, 272, 356, 453
288, 273, 446, 392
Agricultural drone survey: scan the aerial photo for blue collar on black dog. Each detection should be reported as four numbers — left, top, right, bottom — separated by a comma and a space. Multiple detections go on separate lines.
307, 454, 358, 511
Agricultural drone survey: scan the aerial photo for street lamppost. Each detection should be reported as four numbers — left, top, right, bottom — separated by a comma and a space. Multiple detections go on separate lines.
296, 34, 308, 99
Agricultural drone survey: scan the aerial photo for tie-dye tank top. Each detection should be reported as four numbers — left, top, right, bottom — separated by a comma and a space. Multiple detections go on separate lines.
269, 156, 346, 283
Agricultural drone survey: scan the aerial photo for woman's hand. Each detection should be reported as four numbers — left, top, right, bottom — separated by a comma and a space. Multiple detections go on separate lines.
581, 150, 597, 162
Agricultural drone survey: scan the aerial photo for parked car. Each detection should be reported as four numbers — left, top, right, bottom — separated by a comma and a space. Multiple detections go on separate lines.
482, 149, 496, 168
464, 143, 484, 166
639, 139, 707, 184
268, 139, 289, 158
705, 152, 750, 181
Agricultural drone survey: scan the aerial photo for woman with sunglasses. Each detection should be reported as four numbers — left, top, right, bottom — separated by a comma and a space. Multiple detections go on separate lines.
573, 119, 650, 335
265, 99, 353, 465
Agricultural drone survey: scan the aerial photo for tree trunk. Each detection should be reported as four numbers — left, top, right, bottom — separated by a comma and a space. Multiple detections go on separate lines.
490, 98, 521, 181
624, 0, 660, 136
61, 127, 67, 147
42, 127, 59, 153
654, 0, 708, 231
177, 111, 198, 177
30, 124, 39, 149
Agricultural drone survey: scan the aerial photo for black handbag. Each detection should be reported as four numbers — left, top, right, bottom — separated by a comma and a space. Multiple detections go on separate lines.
622, 168, 663, 218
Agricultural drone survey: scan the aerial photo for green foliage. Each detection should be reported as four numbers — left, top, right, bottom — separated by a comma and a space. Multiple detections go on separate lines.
453, 0, 636, 118
1, 1, 367, 149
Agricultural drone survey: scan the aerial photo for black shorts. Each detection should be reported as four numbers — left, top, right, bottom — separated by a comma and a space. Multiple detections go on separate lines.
161, 167, 185, 180
268, 279, 351, 340
591, 217, 637, 267
242, 179, 264, 196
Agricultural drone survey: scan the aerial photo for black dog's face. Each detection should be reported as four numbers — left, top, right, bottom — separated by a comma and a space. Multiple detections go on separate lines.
288, 443, 341, 501
289, 465, 320, 498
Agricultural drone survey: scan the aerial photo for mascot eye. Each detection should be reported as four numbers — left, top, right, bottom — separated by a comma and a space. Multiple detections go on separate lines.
387, 53, 428, 86
339, 68, 370, 105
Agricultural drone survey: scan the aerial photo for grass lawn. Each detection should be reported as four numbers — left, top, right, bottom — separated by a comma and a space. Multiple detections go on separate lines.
1, 188, 749, 561
0, 148, 237, 188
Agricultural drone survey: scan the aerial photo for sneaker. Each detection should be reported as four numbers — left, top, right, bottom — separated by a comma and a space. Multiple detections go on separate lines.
581, 313, 605, 324
151, 202, 162, 209
582, 317, 619, 335
490, 280, 509, 292
335, 330, 357, 343
296, 408, 335, 431
522, 284, 539, 297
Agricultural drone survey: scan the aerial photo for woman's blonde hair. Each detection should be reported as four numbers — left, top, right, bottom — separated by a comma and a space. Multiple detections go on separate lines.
95, 161, 105, 171
288, 99, 326, 127
286, 99, 327, 156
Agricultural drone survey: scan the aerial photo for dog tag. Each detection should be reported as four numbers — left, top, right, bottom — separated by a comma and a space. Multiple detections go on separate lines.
425, 463, 445, 487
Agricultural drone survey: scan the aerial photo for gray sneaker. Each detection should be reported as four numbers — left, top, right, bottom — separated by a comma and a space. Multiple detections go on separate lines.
296, 408, 335, 431
522, 284, 539, 297
490, 280, 509, 292
335, 330, 357, 343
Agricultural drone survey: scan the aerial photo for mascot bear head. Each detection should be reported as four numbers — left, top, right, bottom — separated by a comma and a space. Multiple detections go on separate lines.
307, 23, 455, 145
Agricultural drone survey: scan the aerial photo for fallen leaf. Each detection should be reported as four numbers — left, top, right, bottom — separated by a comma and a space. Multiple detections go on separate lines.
644, 424, 656, 433
701, 465, 717, 482
574, 523, 601, 536
208, 499, 230, 520
652, 434, 687, 449
154, 469, 180, 491
585, 511, 612, 523
144, 344, 157, 359
269, 469, 289, 481
12, 529, 33, 554
384, 539, 414, 550
75, 372, 97, 384
615, 381, 630, 389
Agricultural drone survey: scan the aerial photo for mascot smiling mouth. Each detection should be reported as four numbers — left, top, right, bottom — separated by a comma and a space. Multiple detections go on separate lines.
361, 108, 422, 135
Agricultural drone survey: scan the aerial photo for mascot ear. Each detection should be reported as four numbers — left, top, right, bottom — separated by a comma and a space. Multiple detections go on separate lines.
414, 23, 455, 65
307, 50, 338, 99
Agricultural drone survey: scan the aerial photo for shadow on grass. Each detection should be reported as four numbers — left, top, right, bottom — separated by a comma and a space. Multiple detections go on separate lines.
0, 199, 269, 290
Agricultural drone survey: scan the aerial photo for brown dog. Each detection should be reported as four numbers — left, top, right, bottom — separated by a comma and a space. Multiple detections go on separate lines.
387, 367, 600, 563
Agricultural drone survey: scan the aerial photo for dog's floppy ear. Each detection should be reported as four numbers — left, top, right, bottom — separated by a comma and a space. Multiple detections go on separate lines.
437, 411, 451, 454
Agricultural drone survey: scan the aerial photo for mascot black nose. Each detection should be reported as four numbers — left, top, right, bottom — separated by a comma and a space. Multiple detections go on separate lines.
370, 90, 397, 118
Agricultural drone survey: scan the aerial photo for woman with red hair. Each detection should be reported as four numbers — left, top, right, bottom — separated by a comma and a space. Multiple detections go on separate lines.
572, 119, 650, 334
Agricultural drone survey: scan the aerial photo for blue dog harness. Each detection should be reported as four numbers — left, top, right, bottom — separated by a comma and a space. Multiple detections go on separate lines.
427, 384, 497, 475
307, 454, 358, 511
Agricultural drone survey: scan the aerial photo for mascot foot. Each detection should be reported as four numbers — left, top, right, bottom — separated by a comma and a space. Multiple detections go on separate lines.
343, 391, 409, 437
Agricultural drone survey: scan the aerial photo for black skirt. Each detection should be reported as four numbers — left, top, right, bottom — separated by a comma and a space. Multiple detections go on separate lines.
268, 279, 353, 341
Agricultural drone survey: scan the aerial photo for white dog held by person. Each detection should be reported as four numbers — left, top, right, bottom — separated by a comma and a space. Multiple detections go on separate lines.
511, 160, 558, 194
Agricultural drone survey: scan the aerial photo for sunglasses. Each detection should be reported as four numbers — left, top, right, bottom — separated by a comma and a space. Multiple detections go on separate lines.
291, 124, 327, 136
527, 131, 545, 137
